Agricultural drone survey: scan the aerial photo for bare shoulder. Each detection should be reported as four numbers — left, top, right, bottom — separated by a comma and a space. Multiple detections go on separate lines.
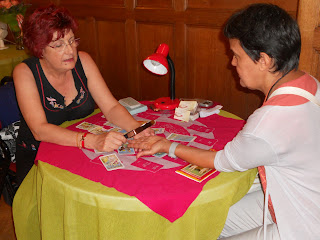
12, 61, 40, 109
13, 62, 34, 84
78, 51, 99, 76
78, 51, 95, 66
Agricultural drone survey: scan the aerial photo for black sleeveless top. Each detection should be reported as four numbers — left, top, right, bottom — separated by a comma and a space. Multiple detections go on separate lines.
16, 56, 95, 151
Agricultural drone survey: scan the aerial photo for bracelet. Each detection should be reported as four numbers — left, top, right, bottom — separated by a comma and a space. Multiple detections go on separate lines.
80, 132, 88, 149
78, 133, 84, 149
76, 132, 80, 149
168, 142, 179, 158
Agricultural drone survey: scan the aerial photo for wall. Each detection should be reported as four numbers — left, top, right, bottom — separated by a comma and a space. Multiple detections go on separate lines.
27, 0, 299, 119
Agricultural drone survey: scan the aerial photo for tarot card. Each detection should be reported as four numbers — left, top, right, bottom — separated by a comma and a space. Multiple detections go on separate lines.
167, 133, 196, 142
89, 126, 107, 135
118, 143, 135, 155
109, 128, 127, 134
152, 128, 165, 134
94, 149, 106, 154
76, 122, 97, 131
99, 153, 124, 171
103, 121, 118, 128
153, 152, 167, 158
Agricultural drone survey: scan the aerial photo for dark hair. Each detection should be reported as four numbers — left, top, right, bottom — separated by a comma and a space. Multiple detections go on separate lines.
23, 4, 78, 58
224, 3, 301, 74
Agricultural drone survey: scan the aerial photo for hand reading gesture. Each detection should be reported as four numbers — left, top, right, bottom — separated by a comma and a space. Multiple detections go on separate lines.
133, 127, 155, 139
128, 135, 171, 158
94, 131, 127, 152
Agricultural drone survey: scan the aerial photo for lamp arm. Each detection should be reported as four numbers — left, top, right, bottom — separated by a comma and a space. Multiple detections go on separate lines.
167, 55, 175, 100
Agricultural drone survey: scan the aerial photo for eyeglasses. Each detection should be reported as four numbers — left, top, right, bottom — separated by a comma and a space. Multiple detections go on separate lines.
48, 38, 80, 52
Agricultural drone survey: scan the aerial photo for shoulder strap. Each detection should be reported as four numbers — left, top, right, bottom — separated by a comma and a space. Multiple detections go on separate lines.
269, 86, 320, 107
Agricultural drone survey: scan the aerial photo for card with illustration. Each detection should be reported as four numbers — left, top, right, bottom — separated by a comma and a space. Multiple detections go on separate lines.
167, 133, 196, 142
76, 122, 97, 131
109, 128, 127, 134
176, 164, 217, 182
153, 152, 167, 158
152, 128, 165, 134
99, 153, 124, 171
131, 159, 163, 173
103, 121, 118, 128
118, 143, 135, 155
89, 126, 107, 135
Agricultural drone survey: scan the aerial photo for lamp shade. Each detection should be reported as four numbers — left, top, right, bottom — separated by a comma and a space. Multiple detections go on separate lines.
143, 43, 180, 110
143, 43, 169, 75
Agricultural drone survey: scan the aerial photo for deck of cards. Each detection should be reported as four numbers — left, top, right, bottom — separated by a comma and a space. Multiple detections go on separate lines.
174, 101, 199, 122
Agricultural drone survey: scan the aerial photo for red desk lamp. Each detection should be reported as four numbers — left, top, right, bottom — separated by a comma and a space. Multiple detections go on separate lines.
143, 43, 180, 110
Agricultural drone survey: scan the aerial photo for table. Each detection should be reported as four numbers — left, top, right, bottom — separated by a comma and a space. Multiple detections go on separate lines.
12, 109, 257, 240
0, 44, 29, 81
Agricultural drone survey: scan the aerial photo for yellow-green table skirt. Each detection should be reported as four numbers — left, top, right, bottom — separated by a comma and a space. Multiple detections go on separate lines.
0, 44, 29, 81
13, 161, 256, 240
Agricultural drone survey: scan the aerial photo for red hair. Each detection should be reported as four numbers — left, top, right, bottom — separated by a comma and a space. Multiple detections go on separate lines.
23, 4, 78, 58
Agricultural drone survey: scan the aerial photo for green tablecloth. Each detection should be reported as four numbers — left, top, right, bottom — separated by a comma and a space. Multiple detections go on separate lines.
12, 110, 257, 240
0, 44, 29, 81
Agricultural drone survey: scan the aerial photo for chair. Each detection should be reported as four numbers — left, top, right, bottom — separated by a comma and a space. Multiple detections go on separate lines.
0, 77, 19, 205
0, 77, 20, 129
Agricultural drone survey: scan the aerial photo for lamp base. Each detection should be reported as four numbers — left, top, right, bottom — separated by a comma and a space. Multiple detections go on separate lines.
154, 97, 180, 110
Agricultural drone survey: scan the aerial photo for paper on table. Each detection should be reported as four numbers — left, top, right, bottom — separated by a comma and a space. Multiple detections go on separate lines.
199, 105, 223, 118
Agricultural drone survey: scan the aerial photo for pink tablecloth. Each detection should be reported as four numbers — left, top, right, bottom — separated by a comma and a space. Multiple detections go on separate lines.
36, 110, 245, 222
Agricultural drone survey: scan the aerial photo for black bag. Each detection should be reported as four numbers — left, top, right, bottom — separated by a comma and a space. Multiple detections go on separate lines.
0, 136, 18, 206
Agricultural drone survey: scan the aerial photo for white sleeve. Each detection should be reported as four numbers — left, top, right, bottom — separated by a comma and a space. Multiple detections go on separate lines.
214, 131, 278, 172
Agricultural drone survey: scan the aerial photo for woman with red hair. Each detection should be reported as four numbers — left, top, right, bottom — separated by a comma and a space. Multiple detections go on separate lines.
13, 4, 153, 185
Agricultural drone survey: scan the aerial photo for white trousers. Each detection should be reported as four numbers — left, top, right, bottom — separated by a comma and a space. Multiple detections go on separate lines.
219, 177, 281, 240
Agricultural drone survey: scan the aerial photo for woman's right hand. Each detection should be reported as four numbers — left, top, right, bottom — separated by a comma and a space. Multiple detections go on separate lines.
128, 136, 171, 158
90, 131, 127, 152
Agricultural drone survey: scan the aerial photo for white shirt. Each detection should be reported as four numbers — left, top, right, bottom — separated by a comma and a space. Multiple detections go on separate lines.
215, 74, 320, 239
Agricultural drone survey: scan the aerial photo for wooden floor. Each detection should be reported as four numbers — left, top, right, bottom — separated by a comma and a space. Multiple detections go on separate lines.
0, 196, 16, 240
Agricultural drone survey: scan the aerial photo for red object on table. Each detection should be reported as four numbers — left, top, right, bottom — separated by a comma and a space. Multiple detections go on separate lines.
154, 97, 180, 110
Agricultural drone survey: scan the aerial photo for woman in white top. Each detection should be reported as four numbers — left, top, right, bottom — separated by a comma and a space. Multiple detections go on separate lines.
129, 3, 320, 239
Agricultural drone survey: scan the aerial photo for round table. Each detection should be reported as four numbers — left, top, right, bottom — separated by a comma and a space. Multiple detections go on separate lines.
12, 110, 257, 240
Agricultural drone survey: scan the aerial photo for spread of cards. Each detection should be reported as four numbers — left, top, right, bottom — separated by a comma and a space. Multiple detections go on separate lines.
75, 113, 215, 172
76, 120, 132, 171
